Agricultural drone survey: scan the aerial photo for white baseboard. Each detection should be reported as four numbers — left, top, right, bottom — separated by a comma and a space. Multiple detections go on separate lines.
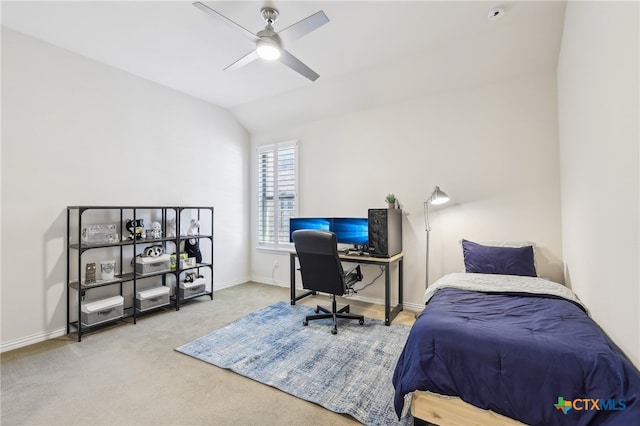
401, 301, 426, 312
213, 276, 250, 291
250, 277, 297, 293
1, 277, 248, 354
252, 275, 289, 288
1, 328, 67, 353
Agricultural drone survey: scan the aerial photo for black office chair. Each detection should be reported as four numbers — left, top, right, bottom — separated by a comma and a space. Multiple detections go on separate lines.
292, 230, 365, 334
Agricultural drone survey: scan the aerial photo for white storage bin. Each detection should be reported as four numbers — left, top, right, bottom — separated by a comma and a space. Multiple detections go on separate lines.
135, 254, 171, 275
81, 295, 124, 327
179, 277, 206, 299
136, 286, 170, 312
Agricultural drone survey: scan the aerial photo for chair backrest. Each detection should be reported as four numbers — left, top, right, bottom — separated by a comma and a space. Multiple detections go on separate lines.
292, 230, 346, 296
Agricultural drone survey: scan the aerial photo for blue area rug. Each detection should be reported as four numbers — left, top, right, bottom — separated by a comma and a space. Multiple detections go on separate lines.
175, 301, 413, 425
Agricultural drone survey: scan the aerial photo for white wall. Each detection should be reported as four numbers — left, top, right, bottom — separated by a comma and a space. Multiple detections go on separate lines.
558, 2, 639, 367
1, 28, 251, 350
251, 71, 562, 310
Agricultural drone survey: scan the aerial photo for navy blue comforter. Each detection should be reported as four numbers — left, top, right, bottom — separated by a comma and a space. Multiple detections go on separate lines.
393, 288, 640, 425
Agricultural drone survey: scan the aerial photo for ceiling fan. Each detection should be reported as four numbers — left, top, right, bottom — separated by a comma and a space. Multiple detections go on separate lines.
193, 1, 329, 81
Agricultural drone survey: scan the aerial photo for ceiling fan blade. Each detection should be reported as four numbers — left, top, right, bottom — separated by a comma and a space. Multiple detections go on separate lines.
279, 49, 320, 81
224, 50, 259, 71
193, 1, 258, 42
277, 11, 329, 44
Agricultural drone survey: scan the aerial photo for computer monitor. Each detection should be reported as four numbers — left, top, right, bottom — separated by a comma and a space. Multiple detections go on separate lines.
289, 217, 332, 242
331, 217, 369, 247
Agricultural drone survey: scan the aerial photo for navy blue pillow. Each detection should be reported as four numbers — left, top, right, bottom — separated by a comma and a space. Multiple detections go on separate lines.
462, 239, 537, 277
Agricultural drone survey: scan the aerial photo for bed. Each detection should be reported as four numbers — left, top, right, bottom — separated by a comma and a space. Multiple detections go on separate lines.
393, 240, 640, 426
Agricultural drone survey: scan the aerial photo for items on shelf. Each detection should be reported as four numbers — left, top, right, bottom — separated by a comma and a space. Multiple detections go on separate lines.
187, 219, 200, 236
81, 224, 119, 244
85, 262, 97, 284
184, 272, 203, 283
136, 286, 170, 312
167, 218, 177, 238
135, 253, 171, 274
81, 295, 124, 327
180, 275, 206, 299
125, 218, 145, 240
100, 260, 116, 281
170, 252, 188, 270
184, 238, 202, 263
143, 244, 165, 258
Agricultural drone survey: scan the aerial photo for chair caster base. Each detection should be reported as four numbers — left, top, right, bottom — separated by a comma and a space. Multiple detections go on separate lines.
303, 300, 364, 334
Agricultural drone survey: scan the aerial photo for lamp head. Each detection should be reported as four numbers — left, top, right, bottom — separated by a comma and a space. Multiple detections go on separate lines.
428, 186, 449, 205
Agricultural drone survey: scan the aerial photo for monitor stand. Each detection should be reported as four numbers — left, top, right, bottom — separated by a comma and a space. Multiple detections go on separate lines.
350, 244, 369, 256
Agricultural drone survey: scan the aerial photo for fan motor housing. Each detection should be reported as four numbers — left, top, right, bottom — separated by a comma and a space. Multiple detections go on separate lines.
261, 7, 279, 24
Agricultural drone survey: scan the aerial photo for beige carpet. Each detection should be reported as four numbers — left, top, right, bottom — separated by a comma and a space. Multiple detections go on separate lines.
1, 282, 417, 425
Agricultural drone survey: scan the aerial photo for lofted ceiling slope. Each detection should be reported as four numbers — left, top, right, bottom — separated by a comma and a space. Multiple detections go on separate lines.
1, 1, 566, 133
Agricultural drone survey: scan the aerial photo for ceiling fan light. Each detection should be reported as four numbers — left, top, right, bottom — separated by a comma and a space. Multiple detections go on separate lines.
256, 39, 281, 60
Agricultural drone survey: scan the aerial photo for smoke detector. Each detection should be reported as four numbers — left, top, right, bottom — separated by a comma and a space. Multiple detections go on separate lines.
488, 7, 505, 21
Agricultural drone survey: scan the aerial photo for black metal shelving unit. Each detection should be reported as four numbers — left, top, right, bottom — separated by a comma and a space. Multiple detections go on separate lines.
66, 206, 214, 341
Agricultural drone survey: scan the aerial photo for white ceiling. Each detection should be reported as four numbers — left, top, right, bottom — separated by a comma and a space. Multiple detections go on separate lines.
1, 1, 567, 132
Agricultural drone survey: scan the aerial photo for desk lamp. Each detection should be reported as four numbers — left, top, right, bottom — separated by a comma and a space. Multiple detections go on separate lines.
424, 186, 449, 290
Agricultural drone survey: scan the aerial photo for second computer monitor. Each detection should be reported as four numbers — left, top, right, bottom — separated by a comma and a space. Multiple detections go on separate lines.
332, 217, 369, 246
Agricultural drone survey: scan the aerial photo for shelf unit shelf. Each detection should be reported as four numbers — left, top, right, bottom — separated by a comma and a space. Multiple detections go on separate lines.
66, 206, 214, 341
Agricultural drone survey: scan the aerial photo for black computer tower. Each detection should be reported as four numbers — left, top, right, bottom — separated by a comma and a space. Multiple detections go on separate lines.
368, 209, 402, 257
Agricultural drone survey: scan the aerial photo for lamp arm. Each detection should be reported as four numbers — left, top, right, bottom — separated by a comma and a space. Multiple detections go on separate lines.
423, 199, 432, 232
424, 200, 431, 290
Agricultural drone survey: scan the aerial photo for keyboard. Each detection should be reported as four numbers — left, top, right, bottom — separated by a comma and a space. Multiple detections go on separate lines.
344, 251, 370, 257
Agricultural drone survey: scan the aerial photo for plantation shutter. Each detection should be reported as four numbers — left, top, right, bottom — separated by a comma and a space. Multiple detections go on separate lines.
257, 141, 298, 247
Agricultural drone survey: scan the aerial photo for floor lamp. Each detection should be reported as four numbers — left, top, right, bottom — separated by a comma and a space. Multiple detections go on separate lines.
424, 186, 449, 290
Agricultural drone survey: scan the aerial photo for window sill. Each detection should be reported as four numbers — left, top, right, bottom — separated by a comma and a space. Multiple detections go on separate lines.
256, 245, 294, 254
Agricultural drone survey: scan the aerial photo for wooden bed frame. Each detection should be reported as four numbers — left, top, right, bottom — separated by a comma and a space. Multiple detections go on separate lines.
411, 391, 526, 426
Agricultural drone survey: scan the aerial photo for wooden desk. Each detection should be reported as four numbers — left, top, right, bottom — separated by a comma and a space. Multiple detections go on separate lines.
289, 251, 404, 325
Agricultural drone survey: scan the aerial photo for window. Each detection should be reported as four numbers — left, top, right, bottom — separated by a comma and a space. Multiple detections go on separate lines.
257, 141, 298, 248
